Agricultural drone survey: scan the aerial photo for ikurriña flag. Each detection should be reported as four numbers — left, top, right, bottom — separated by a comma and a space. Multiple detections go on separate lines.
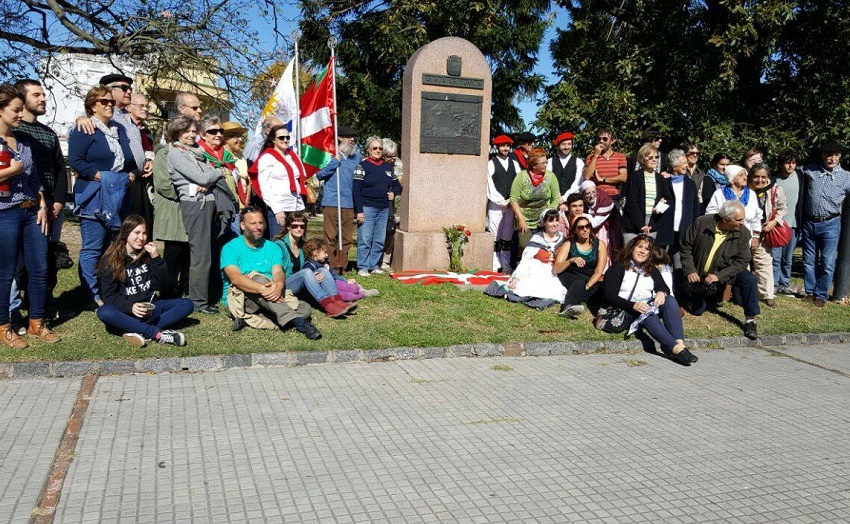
299, 58, 336, 178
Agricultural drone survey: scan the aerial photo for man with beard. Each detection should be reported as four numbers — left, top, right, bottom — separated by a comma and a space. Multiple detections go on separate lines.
220, 207, 319, 338
547, 131, 584, 201
315, 125, 360, 273
583, 128, 628, 201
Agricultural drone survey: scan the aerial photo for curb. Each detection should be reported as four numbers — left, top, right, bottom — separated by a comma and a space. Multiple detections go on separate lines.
1, 332, 849, 379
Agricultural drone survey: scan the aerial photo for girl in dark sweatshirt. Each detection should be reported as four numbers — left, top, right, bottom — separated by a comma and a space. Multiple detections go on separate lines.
96, 215, 194, 347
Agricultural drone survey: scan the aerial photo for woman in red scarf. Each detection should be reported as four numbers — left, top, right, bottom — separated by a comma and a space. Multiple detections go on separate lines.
254, 125, 307, 238
509, 148, 560, 251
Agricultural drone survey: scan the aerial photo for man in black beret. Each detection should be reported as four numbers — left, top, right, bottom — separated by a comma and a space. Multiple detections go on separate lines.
799, 141, 850, 306
510, 131, 536, 170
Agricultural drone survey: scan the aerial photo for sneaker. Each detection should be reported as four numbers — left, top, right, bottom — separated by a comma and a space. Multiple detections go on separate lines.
295, 321, 322, 340
370, 268, 385, 275
357, 269, 370, 277
558, 304, 584, 318
232, 317, 248, 332
380, 263, 391, 271
743, 321, 758, 340
122, 333, 146, 348
158, 330, 186, 346
196, 304, 220, 315
363, 288, 380, 297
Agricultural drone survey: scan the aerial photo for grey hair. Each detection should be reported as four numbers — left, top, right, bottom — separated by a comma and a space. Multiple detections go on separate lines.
718, 199, 745, 220
174, 92, 194, 108
198, 115, 221, 133
382, 138, 397, 157
364, 135, 382, 152
667, 149, 687, 169
261, 117, 281, 133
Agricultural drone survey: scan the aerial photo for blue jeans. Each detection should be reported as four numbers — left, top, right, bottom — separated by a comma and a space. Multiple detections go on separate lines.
357, 206, 389, 271
801, 217, 841, 300
684, 270, 761, 318
97, 298, 194, 340
771, 227, 797, 288
641, 295, 685, 354
286, 267, 339, 302
0, 207, 49, 324
78, 217, 111, 302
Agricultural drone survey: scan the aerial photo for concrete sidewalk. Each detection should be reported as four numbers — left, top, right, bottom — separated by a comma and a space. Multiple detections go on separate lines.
2, 343, 850, 523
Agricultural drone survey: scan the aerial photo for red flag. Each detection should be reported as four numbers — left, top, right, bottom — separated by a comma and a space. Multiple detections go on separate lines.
299, 59, 336, 178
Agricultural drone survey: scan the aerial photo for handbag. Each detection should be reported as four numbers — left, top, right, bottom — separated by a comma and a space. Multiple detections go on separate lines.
304, 182, 317, 205
763, 187, 792, 248
594, 273, 640, 334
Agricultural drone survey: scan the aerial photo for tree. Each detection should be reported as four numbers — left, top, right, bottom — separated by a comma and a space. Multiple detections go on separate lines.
536, 0, 849, 162
298, 0, 552, 139
0, 0, 290, 118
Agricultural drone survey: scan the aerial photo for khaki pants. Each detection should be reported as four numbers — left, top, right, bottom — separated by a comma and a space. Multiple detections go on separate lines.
751, 243, 775, 300
323, 207, 355, 272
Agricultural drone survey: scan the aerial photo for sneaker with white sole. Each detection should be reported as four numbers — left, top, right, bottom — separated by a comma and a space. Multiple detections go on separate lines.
380, 263, 391, 271
363, 288, 380, 297
357, 269, 370, 277
370, 268, 385, 274
158, 330, 186, 346
122, 333, 146, 348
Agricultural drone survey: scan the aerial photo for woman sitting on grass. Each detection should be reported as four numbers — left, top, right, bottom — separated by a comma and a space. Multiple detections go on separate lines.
507, 208, 567, 304
273, 212, 353, 318
553, 213, 607, 318
97, 214, 194, 347
302, 238, 378, 303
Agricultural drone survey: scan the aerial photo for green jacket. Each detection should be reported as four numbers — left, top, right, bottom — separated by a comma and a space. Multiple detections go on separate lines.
152, 145, 189, 242
509, 170, 561, 229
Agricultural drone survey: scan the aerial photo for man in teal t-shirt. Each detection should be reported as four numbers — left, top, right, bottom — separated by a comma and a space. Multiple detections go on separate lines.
220, 207, 320, 339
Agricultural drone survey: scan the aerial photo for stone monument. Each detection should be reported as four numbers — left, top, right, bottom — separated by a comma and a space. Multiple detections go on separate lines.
394, 37, 493, 271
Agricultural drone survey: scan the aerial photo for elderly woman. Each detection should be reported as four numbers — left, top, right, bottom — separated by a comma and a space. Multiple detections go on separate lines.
581, 180, 620, 266
0, 85, 60, 348
661, 149, 701, 293
273, 212, 352, 317
749, 163, 787, 308
68, 85, 137, 307
604, 235, 697, 366
381, 137, 404, 271
166, 115, 223, 314
701, 153, 731, 213
553, 213, 607, 318
256, 124, 307, 238
622, 143, 673, 246
507, 209, 567, 303
354, 136, 402, 277
509, 147, 561, 251
705, 164, 763, 239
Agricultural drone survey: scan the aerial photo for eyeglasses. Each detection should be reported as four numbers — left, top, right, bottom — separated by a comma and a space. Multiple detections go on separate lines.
275, 135, 290, 141
95, 98, 116, 106
182, 105, 201, 112
289, 223, 306, 230
598, 136, 610, 142
205, 128, 224, 135
370, 146, 383, 151
129, 103, 148, 109
108, 84, 132, 92
686, 151, 700, 156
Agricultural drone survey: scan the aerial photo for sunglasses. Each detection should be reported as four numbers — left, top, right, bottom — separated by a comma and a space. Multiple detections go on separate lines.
276, 135, 290, 141
183, 105, 201, 112
370, 146, 383, 151
575, 223, 591, 231
108, 84, 132, 92
686, 151, 700, 156
289, 223, 306, 230
598, 136, 610, 142
205, 128, 224, 135
95, 98, 116, 106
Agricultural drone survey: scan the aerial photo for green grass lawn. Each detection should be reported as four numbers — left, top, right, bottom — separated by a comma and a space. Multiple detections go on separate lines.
4, 219, 849, 362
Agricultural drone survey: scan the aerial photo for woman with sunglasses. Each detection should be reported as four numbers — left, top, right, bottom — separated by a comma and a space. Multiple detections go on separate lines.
506, 208, 567, 304
603, 235, 697, 366
621, 143, 673, 246
166, 115, 223, 314
256, 124, 308, 239
553, 213, 608, 318
354, 136, 402, 276
68, 85, 137, 307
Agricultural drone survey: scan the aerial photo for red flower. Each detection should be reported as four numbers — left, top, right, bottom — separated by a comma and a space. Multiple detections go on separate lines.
465, 230, 471, 237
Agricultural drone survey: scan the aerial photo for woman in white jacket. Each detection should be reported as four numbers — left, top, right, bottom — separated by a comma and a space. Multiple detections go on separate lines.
705, 163, 763, 240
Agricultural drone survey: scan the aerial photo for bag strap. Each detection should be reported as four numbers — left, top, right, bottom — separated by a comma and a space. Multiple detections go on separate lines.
625, 268, 641, 301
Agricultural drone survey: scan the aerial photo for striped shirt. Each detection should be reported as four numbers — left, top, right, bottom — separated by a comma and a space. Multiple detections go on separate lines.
16, 120, 65, 203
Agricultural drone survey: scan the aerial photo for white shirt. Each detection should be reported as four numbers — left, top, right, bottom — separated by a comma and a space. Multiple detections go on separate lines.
487, 156, 521, 206
547, 154, 585, 199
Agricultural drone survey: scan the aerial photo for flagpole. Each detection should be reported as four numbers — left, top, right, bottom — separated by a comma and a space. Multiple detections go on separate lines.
328, 36, 342, 256
291, 29, 302, 152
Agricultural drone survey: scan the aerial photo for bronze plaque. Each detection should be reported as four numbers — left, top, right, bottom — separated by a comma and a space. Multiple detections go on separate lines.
420, 92, 482, 155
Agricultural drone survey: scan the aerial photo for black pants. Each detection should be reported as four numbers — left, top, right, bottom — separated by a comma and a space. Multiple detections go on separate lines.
163, 240, 190, 298
557, 271, 603, 313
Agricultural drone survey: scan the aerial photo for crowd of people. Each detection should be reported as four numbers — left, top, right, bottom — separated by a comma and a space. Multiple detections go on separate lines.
488, 129, 850, 363
2, 72, 848, 358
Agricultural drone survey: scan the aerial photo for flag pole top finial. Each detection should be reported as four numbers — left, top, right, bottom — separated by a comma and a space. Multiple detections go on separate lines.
327, 36, 339, 49
291, 29, 303, 42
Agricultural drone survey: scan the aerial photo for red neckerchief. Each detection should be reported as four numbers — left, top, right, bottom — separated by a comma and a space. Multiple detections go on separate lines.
198, 140, 235, 170
528, 169, 545, 187
254, 147, 307, 194
365, 157, 384, 166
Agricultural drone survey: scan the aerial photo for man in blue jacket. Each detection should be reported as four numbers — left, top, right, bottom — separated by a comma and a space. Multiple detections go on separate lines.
315, 125, 360, 273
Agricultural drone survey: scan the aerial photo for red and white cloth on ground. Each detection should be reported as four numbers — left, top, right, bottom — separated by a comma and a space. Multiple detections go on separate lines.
391, 270, 510, 286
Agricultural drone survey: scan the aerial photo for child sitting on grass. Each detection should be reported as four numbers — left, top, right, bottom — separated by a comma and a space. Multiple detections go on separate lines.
302, 238, 379, 303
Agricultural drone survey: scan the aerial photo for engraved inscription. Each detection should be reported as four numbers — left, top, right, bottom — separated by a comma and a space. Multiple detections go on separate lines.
420, 92, 482, 155
421, 74, 484, 90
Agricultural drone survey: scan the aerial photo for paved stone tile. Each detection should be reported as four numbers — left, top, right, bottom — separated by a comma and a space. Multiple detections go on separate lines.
0, 377, 80, 524
49, 346, 850, 523
767, 344, 850, 375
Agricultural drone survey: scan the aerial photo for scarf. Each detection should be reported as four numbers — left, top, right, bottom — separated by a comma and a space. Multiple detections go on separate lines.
92, 118, 125, 172
255, 147, 307, 195
721, 184, 750, 206
670, 174, 685, 183
198, 140, 236, 170
706, 168, 728, 188
528, 169, 545, 187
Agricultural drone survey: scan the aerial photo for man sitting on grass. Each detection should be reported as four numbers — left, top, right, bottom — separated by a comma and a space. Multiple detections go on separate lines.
220, 206, 321, 339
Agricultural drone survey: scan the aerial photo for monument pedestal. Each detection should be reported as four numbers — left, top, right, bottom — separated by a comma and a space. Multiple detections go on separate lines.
395, 231, 492, 272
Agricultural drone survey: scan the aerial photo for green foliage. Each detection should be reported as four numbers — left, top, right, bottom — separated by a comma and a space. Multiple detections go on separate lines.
537, 0, 850, 163
298, 0, 553, 138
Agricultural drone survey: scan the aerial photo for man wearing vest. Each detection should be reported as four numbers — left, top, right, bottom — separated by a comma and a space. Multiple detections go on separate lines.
547, 131, 584, 205
487, 135, 521, 273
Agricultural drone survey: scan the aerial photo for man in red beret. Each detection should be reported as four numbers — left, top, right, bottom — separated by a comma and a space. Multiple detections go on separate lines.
547, 131, 584, 204
488, 135, 522, 272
